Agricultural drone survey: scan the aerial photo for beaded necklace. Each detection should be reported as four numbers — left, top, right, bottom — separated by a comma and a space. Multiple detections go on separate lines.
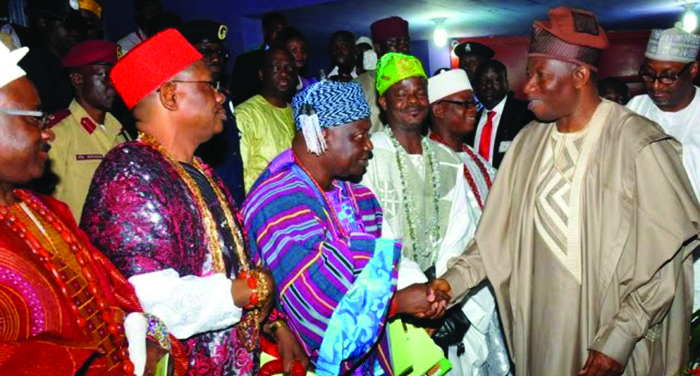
138, 132, 266, 352
294, 151, 360, 239
0, 190, 135, 375
429, 133, 492, 209
138, 132, 249, 273
385, 129, 441, 264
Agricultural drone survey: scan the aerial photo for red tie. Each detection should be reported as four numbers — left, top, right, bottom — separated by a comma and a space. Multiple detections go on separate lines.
479, 111, 497, 161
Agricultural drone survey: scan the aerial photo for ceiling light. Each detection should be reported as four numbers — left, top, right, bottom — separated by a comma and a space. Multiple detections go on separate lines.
682, 3, 698, 33
433, 18, 448, 47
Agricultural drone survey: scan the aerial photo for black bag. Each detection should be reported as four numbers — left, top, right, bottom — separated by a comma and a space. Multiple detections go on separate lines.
424, 266, 470, 356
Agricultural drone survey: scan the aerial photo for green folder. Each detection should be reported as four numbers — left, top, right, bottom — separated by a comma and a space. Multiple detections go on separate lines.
389, 319, 452, 376
154, 353, 170, 376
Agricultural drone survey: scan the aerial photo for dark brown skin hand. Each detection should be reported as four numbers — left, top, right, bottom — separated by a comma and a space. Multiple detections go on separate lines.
143, 340, 174, 376
578, 350, 624, 376
396, 283, 449, 319
275, 325, 310, 375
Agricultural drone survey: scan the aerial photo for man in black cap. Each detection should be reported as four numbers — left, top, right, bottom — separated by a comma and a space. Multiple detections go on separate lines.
453, 41, 494, 80
229, 12, 287, 105
19, 0, 87, 113
180, 20, 245, 205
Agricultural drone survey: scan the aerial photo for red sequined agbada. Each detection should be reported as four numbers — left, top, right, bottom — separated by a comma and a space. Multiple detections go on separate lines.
0, 190, 187, 375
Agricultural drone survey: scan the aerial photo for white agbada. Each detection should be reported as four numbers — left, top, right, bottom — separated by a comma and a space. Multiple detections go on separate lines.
362, 131, 510, 376
627, 87, 700, 311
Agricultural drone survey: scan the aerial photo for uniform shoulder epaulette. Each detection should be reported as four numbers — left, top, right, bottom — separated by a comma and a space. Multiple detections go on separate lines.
47, 109, 72, 129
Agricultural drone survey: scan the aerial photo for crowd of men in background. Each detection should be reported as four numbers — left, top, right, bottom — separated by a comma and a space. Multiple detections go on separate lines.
1, 0, 700, 375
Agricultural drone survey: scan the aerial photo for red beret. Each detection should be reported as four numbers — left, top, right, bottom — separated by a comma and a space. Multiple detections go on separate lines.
529, 7, 609, 70
110, 28, 203, 110
371, 16, 409, 43
61, 40, 117, 67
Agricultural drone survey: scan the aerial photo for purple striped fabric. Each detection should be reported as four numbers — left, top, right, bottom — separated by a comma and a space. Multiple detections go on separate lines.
243, 150, 399, 375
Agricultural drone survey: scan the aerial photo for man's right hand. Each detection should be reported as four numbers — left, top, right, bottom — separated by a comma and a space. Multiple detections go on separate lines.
232, 277, 253, 308
428, 278, 452, 299
396, 283, 449, 319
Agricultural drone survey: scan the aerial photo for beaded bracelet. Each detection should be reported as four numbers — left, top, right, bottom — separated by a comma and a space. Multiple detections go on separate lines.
238, 269, 272, 310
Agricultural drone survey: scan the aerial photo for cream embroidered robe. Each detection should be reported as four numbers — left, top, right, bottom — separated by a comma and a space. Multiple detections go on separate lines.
442, 100, 700, 376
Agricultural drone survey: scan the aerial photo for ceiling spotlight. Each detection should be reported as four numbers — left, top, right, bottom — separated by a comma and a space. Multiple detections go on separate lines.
433, 18, 448, 47
682, 3, 698, 33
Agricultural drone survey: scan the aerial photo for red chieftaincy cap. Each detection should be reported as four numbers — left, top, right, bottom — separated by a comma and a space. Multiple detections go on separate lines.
61, 40, 118, 67
370, 16, 409, 43
110, 28, 203, 109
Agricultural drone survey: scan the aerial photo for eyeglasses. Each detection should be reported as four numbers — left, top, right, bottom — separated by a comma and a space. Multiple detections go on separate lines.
169, 80, 222, 92
438, 99, 477, 109
0, 109, 53, 129
638, 62, 694, 85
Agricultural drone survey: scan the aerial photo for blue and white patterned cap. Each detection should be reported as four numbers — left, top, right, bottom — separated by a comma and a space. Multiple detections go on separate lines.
292, 80, 371, 155
646, 25, 700, 63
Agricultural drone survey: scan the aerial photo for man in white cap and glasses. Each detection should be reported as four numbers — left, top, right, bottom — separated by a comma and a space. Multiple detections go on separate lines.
427, 68, 511, 376
627, 25, 700, 312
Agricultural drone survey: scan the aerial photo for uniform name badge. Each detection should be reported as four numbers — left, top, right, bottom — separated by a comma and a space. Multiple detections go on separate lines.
76, 154, 104, 161
498, 141, 512, 153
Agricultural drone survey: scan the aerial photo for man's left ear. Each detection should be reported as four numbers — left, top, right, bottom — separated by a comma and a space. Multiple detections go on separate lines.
689, 62, 699, 78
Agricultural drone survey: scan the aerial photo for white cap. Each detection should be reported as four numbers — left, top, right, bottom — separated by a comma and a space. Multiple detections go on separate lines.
0, 38, 28, 89
645, 25, 700, 64
428, 69, 472, 104
356, 36, 373, 47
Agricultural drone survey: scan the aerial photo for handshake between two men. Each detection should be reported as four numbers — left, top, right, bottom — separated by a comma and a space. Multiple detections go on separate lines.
394, 278, 453, 319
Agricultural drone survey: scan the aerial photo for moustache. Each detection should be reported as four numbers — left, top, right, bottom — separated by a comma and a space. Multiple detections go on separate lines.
41, 143, 51, 153
403, 105, 425, 112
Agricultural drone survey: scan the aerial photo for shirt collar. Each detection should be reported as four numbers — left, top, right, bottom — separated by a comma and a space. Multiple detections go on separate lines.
487, 95, 508, 114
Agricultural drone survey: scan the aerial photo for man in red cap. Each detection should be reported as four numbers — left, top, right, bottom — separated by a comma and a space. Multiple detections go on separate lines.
430, 7, 699, 376
47, 39, 130, 221
80, 29, 306, 376
355, 15, 410, 133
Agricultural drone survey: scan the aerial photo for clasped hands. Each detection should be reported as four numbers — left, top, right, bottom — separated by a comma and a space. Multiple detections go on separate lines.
395, 278, 453, 319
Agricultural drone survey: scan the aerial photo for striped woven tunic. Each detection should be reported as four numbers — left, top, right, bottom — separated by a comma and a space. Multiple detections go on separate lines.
243, 150, 402, 376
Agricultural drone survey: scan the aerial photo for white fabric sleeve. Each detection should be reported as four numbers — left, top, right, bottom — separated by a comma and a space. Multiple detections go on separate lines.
125, 313, 148, 376
437, 171, 477, 276
397, 257, 429, 290
128, 269, 242, 339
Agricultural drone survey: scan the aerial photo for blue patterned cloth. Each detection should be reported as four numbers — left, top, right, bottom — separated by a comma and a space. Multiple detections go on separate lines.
316, 238, 397, 376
